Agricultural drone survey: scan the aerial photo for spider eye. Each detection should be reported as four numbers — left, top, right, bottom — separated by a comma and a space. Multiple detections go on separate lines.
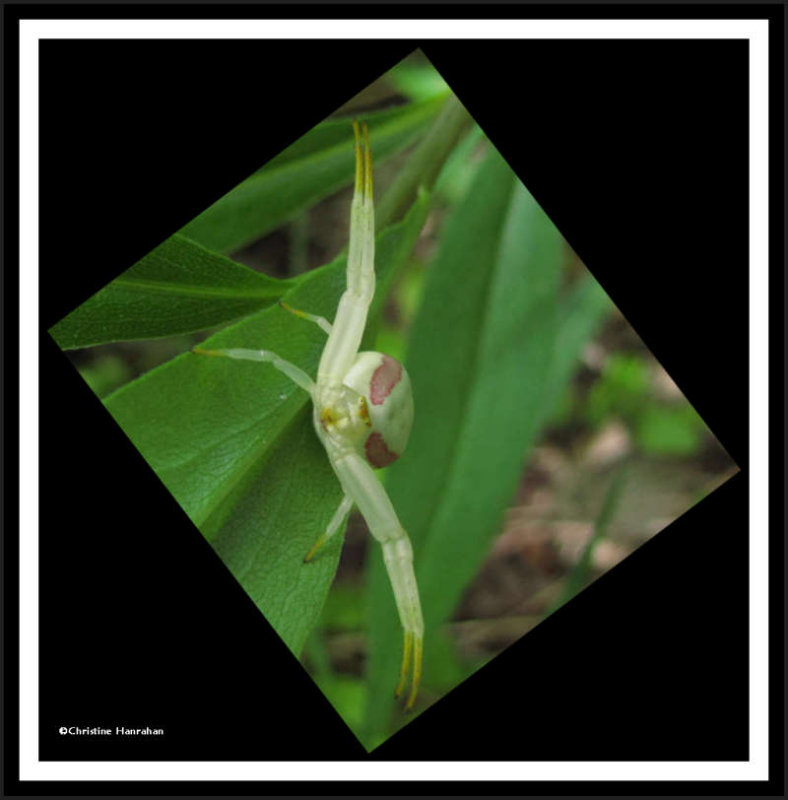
342, 352, 414, 468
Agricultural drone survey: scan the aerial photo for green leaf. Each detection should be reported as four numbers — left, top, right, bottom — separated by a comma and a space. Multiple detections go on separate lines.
375, 95, 472, 229
361, 148, 563, 744
49, 234, 291, 349
433, 123, 486, 204
180, 97, 446, 254
102, 195, 430, 657
540, 274, 612, 422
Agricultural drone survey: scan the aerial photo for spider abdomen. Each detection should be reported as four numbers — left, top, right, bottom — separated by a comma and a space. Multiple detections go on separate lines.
342, 352, 414, 469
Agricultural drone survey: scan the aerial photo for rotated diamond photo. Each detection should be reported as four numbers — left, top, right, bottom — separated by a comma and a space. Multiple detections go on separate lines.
49, 51, 737, 751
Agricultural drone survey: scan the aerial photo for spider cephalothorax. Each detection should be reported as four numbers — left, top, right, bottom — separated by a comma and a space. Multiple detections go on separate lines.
195, 122, 424, 709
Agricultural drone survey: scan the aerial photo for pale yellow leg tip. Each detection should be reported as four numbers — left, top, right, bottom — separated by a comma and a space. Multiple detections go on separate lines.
303, 536, 326, 564
362, 123, 373, 197
352, 120, 363, 193
404, 636, 423, 712
394, 631, 413, 699
278, 300, 305, 320
395, 632, 422, 711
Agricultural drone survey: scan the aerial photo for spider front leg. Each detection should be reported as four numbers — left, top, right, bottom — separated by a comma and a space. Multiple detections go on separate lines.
316, 120, 376, 387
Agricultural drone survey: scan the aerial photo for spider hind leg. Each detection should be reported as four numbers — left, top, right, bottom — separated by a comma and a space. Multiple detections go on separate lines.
303, 493, 353, 563
393, 625, 423, 712
381, 537, 424, 711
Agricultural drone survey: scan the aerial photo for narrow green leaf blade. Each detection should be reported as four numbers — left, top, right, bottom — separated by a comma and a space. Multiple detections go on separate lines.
102, 196, 430, 656
180, 97, 445, 254
49, 234, 291, 349
263, 95, 448, 171
550, 469, 627, 614
540, 273, 612, 420
362, 146, 563, 743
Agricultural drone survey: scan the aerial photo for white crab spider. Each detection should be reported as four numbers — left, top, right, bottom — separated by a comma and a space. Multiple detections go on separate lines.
195, 122, 424, 709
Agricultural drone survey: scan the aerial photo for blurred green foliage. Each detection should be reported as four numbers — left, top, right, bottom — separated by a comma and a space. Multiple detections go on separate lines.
586, 353, 649, 424
78, 354, 132, 399
386, 57, 452, 102
320, 582, 365, 632
636, 404, 705, 456
585, 352, 706, 456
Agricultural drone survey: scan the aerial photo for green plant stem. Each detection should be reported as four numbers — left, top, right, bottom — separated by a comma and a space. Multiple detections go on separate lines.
549, 468, 628, 614
376, 95, 474, 229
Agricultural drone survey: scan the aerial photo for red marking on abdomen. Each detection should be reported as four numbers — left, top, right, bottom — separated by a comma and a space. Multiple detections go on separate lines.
369, 354, 402, 406
365, 432, 399, 468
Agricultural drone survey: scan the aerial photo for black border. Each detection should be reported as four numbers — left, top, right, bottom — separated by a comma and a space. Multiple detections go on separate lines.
3, 2, 784, 795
